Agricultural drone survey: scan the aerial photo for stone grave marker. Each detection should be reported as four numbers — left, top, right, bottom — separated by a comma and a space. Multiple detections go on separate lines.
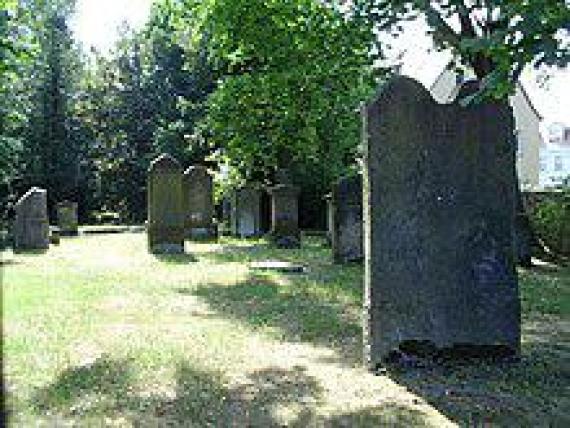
56, 200, 78, 236
268, 169, 300, 248
13, 187, 49, 251
332, 175, 363, 263
183, 165, 216, 240
230, 185, 264, 238
147, 154, 185, 254
363, 76, 520, 368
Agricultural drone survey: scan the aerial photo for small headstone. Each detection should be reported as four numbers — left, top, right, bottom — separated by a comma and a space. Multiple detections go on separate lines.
56, 200, 78, 236
13, 187, 49, 251
269, 169, 300, 248
332, 175, 363, 263
183, 165, 216, 240
147, 154, 185, 254
50, 227, 61, 245
363, 77, 520, 369
230, 185, 264, 238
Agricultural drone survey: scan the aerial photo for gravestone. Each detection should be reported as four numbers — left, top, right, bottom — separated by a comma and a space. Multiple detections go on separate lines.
230, 185, 264, 238
332, 175, 363, 263
147, 154, 185, 254
183, 165, 215, 240
363, 77, 520, 369
56, 200, 78, 236
324, 193, 333, 246
268, 169, 300, 248
13, 187, 49, 251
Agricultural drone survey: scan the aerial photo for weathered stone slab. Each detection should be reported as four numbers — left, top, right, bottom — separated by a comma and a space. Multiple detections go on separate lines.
230, 185, 264, 238
147, 154, 185, 254
269, 169, 300, 248
250, 261, 305, 273
13, 187, 49, 251
183, 165, 216, 240
56, 200, 78, 236
332, 175, 363, 263
363, 77, 520, 368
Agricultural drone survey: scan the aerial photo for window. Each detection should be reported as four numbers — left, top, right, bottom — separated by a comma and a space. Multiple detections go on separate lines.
554, 156, 563, 172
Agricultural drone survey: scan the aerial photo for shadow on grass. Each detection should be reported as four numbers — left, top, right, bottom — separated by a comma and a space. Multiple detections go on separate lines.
153, 253, 197, 264
25, 356, 432, 426
12, 248, 49, 256
193, 236, 330, 265
31, 355, 133, 414
386, 330, 570, 426
185, 269, 363, 365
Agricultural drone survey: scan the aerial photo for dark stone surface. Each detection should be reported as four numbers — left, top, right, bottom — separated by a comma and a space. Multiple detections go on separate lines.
332, 175, 363, 263
268, 183, 300, 249
230, 185, 264, 238
183, 165, 215, 240
363, 77, 520, 369
13, 187, 49, 251
147, 154, 185, 254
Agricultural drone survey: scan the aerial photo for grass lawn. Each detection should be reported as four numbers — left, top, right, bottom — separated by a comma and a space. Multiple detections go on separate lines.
2, 232, 569, 426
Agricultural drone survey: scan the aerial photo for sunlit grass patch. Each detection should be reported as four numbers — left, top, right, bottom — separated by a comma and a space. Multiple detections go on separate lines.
2, 232, 568, 426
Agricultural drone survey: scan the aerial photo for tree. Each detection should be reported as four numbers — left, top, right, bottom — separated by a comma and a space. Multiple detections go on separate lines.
168, 0, 382, 226
357, 0, 570, 263
356, 0, 569, 98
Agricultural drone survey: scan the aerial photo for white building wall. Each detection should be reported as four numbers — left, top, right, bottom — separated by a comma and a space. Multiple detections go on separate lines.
430, 69, 542, 189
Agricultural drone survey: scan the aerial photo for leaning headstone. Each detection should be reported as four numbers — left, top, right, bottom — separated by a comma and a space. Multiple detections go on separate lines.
230, 185, 263, 238
332, 175, 363, 263
56, 200, 78, 236
147, 154, 185, 254
268, 169, 300, 248
183, 166, 216, 240
363, 77, 520, 369
13, 187, 49, 251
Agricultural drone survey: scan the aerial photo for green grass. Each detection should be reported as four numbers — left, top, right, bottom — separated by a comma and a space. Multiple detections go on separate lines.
2, 232, 569, 426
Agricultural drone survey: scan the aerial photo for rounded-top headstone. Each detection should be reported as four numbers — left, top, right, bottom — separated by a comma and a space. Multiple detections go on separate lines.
183, 164, 215, 240
147, 153, 185, 253
149, 153, 181, 173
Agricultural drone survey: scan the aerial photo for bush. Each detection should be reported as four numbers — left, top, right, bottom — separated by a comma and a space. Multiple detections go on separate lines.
530, 190, 570, 256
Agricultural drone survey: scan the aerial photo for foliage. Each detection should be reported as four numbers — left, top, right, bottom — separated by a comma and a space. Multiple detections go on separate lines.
355, 0, 570, 98
529, 189, 570, 255
159, 0, 383, 226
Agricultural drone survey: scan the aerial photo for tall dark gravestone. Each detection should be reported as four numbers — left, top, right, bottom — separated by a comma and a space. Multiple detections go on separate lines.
183, 165, 215, 240
332, 175, 363, 263
363, 77, 520, 368
147, 154, 185, 254
13, 187, 49, 251
268, 169, 300, 248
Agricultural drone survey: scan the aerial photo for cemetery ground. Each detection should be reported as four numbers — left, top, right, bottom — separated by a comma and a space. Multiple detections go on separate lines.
2, 232, 569, 426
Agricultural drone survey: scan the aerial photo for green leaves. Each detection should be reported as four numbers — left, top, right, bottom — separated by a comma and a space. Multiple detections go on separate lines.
359, 0, 570, 99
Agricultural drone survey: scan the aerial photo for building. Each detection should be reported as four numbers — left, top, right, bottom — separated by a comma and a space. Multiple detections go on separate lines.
539, 122, 570, 188
430, 68, 543, 190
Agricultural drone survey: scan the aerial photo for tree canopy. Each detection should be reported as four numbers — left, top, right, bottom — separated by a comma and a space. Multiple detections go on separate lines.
356, 0, 570, 98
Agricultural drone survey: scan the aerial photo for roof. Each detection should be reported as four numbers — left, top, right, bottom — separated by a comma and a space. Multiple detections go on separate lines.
430, 66, 543, 120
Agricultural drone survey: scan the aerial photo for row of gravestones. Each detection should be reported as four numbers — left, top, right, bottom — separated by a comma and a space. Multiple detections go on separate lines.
148, 154, 303, 252
9, 188, 78, 251
9, 77, 520, 368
